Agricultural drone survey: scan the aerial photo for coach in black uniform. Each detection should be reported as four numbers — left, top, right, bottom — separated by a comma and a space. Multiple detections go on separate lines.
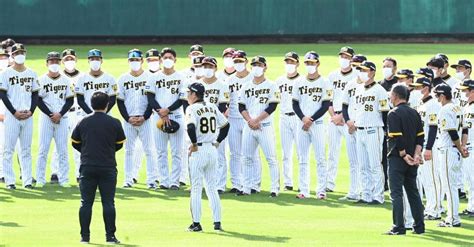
72, 92, 126, 244
385, 85, 425, 235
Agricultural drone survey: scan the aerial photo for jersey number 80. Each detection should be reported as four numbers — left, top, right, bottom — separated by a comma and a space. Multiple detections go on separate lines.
200, 117, 216, 133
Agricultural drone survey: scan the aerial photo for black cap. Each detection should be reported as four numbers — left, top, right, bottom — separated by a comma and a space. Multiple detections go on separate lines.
435, 53, 449, 64
46, 51, 61, 61
304, 51, 319, 62
411, 77, 431, 87
284, 52, 299, 62
450, 59, 471, 69
251, 56, 266, 66
189, 44, 204, 54
396, 69, 414, 79
232, 50, 247, 61
202, 56, 217, 67
128, 49, 142, 59
457, 79, 474, 90
11, 43, 26, 54
145, 49, 161, 58
426, 57, 445, 68
339, 46, 355, 57
188, 82, 205, 97
433, 83, 452, 97
192, 55, 205, 65
356, 61, 376, 71
88, 49, 102, 58
351, 54, 367, 65
62, 49, 76, 59
0, 48, 9, 56
222, 47, 236, 57
416, 67, 434, 79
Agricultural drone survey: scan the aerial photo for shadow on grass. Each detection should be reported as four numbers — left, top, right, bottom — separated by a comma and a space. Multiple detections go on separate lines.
0, 221, 22, 227
411, 227, 474, 246
204, 230, 290, 243
87, 242, 139, 247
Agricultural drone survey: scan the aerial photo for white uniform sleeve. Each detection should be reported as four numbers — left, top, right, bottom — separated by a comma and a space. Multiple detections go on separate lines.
427, 103, 439, 126
75, 75, 85, 95
238, 84, 248, 106
218, 81, 230, 104
179, 73, 187, 101
38, 77, 46, 98
145, 73, 156, 94
185, 105, 197, 126
108, 75, 117, 96
117, 77, 125, 100
216, 106, 229, 128
291, 80, 300, 102
441, 108, 458, 131
65, 78, 74, 99
378, 87, 390, 112
323, 78, 333, 102
32, 72, 40, 92
268, 82, 280, 103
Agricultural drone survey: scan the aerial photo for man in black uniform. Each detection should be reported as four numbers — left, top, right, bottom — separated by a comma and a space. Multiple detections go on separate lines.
72, 92, 126, 244
385, 85, 425, 235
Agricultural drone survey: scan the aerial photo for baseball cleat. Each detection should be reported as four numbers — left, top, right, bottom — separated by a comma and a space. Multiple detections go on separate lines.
368, 200, 383, 205
148, 183, 157, 189
32, 178, 37, 184
123, 183, 133, 188
458, 189, 466, 199
106, 236, 121, 244
250, 189, 258, 194
154, 180, 159, 184
159, 185, 169, 190
269, 192, 278, 198
80, 236, 90, 244
383, 229, 405, 235
296, 194, 307, 199
24, 184, 33, 189
437, 221, 461, 227
170, 185, 179, 190
0, 177, 4, 183
424, 215, 441, 220
217, 190, 224, 195
50, 174, 59, 184
355, 199, 369, 204
76, 177, 81, 183
284, 186, 293, 191
460, 209, 473, 215
179, 182, 187, 186
228, 188, 240, 193
317, 193, 327, 200
236, 191, 249, 196
132, 178, 138, 184
214, 222, 223, 232
187, 223, 203, 232
6, 184, 16, 190
325, 188, 334, 193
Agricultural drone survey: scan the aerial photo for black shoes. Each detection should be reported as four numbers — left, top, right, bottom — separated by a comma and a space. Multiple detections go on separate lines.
6, 184, 16, 190
214, 222, 223, 231
250, 189, 258, 194
368, 200, 383, 205
229, 188, 240, 193
217, 190, 224, 195
461, 209, 474, 216
24, 184, 33, 189
180, 182, 187, 186
188, 223, 203, 232
284, 186, 293, 191
133, 178, 138, 184
383, 229, 406, 235
159, 185, 169, 190
0, 177, 4, 183
106, 236, 121, 244
50, 174, 59, 184
424, 215, 441, 220
325, 188, 334, 193
148, 183, 157, 190
269, 192, 278, 198
438, 221, 461, 227
123, 183, 132, 188
80, 236, 90, 244
236, 191, 249, 196
170, 185, 179, 190
459, 189, 467, 199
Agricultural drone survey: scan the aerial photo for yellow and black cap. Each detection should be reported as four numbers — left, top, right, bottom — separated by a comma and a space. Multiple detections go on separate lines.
433, 83, 452, 97
88, 49, 102, 58
416, 67, 434, 79
411, 77, 431, 87
426, 57, 445, 68
356, 61, 376, 71
304, 51, 319, 62
232, 50, 247, 61
188, 82, 205, 97
62, 49, 76, 59
192, 55, 205, 65
222, 47, 236, 57
457, 79, 474, 90
396, 69, 414, 79
435, 53, 449, 64
46, 51, 61, 61
450, 59, 471, 69
128, 49, 142, 59
11, 43, 26, 54
202, 56, 217, 67
251, 56, 266, 66
284, 52, 299, 62
0, 48, 9, 56
351, 54, 367, 66
339, 46, 355, 57
146, 49, 161, 59
189, 44, 204, 55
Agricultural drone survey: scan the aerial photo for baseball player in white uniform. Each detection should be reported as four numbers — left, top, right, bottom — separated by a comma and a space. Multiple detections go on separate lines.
49, 49, 82, 183
327, 47, 358, 193
436, 54, 460, 89
275, 51, 300, 191
117, 49, 157, 189
35, 52, 74, 188
185, 82, 229, 232
216, 47, 236, 81
392, 69, 423, 108
411, 77, 442, 220
198, 56, 230, 193
292, 51, 331, 199
451, 60, 471, 109
352, 61, 390, 204
0, 43, 39, 189
226, 50, 262, 194
238, 56, 280, 197
434, 83, 469, 227
458, 79, 474, 217
0, 48, 9, 182
146, 47, 185, 190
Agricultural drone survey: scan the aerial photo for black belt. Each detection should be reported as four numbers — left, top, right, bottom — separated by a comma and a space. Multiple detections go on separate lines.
196, 143, 213, 146
357, 126, 376, 130
284, 112, 295, 116
334, 111, 342, 114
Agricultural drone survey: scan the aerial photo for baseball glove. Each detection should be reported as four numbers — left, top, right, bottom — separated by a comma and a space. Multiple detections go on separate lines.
156, 118, 180, 133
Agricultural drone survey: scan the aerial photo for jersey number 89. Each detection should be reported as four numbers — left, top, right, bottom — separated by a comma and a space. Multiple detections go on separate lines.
200, 117, 216, 133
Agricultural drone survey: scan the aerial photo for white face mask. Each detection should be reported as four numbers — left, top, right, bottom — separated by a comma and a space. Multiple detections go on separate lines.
252, 66, 264, 77
306, 65, 317, 74
162, 59, 174, 69
0, 59, 8, 70
89, 60, 101, 71
285, 64, 297, 74
194, 67, 204, 77
223, 57, 234, 68
48, 64, 60, 73
383, 68, 393, 79
14, 54, 26, 64
455, 71, 465, 80
359, 72, 370, 82
432, 69, 439, 79
339, 58, 350, 69
63, 60, 76, 71
129, 61, 141, 72
234, 63, 246, 72
203, 68, 214, 78
147, 61, 160, 72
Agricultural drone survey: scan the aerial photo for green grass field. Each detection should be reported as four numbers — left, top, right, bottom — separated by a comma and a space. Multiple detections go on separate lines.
0, 43, 473, 246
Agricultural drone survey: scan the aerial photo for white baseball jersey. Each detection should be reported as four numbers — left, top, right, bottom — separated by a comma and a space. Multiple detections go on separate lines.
328, 69, 358, 112
238, 79, 280, 124
292, 76, 332, 118
444, 75, 460, 90
417, 96, 441, 145
275, 74, 300, 114
453, 81, 469, 108
464, 102, 474, 144
117, 72, 149, 116
186, 102, 229, 143
389, 82, 423, 109
145, 70, 185, 115
75, 72, 117, 111
342, 79, 364, 119
38, 74, 74, 112
199, 78, 230, 105
437, 102, 464, 148
354, 82, 390, 127
0, 99, 5, 114
0, 67, 39, 110
227, 73, 252, 118
216, 70, 235, 82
